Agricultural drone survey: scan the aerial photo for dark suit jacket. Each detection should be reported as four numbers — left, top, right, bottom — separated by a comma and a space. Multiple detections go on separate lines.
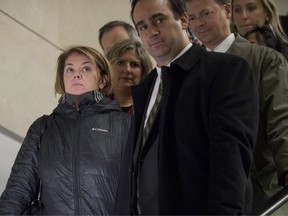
115, 44, 259, 215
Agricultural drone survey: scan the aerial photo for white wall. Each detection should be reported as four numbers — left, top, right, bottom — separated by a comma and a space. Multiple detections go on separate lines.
0, 131, 21, 193
0, 0, 132, 138
274, 0, 288, 15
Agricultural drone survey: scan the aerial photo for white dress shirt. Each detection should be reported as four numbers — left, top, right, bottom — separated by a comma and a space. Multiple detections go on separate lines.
206, 33, 235, 53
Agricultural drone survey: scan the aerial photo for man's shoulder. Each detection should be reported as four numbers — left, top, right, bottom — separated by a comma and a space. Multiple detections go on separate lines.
187, 44, 243, 63
207, 48, 246, 64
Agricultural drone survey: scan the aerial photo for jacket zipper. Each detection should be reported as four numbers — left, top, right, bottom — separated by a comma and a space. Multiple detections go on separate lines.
73, 110, 82, 215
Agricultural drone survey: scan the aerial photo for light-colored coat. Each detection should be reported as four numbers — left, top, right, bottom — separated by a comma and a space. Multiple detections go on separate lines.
227, 34, 288, 209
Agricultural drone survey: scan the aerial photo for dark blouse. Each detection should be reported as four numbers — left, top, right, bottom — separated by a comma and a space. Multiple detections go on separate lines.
121, 105, 133, 115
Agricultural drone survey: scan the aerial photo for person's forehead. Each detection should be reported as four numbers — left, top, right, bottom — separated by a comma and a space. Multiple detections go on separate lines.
105, 26, 129, 37
65, 53, 90, 63
134, 0, 169, 13
133, 0, 171, 21
186, 0, 216, 12
102, 27, 129, 45
234, 0, 260, 5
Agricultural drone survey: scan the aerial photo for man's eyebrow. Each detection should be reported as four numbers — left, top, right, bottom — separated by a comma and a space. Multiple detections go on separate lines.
135, 20, 145, 28
150, 13, 167, 22
135, 13, 166, 27
189, 9, 209, 16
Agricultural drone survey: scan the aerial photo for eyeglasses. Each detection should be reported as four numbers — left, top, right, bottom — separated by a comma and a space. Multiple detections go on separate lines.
189, 11, 215, 23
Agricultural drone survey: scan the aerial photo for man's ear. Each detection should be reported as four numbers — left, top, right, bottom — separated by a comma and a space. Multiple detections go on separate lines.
180, 12, 189, 30
225, 3, 232, 19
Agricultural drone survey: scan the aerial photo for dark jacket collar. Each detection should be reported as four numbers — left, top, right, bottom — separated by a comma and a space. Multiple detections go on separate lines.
54, 90, 122, 115
171, 44, 205, 71
59, 90, 104, 107
131, 44, 205, 132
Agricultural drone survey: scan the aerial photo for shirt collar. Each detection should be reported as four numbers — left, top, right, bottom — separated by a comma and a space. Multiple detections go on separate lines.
206, 33, 235, 53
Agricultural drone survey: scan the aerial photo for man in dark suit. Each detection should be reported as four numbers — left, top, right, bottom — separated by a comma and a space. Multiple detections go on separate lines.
185, 0, 288, 211
115, 0, 259, 215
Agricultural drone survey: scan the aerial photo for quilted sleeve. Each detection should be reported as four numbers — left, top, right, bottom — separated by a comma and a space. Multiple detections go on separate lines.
0, 116, 44, 214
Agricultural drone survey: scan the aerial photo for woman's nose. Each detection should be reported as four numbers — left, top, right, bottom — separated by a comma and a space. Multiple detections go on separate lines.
242, 10, 248, 19
74, 73, 82, 79
123, 64, 132, 73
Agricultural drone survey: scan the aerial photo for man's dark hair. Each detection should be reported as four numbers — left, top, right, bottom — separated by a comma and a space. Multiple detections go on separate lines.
130, 0, 187, 23
184, 0, 230, 6
98, 20, 138, 48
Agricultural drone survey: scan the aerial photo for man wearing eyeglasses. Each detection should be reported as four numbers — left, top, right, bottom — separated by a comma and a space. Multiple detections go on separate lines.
115, 0, 259, 215
185, 0, 288, 212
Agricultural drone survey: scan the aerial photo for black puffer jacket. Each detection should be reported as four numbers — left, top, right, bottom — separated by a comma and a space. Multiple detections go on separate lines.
0, 91, 131, 215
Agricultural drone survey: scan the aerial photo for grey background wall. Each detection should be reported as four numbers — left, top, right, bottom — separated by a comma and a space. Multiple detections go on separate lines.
0, 0, 287, 194
0, 0, 132, 138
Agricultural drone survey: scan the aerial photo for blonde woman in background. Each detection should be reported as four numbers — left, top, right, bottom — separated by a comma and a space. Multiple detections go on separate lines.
106, 39, 153, 115
232, 0, 288, 60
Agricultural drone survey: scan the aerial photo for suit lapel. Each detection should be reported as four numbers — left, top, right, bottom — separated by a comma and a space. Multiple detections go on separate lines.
132, 70, 158, 165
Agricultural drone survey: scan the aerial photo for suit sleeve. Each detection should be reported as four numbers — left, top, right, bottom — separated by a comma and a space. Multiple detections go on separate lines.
0, 117, 43, 214
207, 56, 259, 214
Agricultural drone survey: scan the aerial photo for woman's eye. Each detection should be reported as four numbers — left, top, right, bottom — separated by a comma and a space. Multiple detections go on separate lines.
117, 61, 124, 65
233, 7, 240, 13
247, 5, 256, 11
131, 62, 140, 68
82, 66, 91, 72
66, 68, 73, 73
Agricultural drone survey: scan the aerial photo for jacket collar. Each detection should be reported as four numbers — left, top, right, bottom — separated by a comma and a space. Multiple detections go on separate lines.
131, 45, 205, 132
59, 90, 104, 107
171, 44, 205, 71
54, 90, 122, 115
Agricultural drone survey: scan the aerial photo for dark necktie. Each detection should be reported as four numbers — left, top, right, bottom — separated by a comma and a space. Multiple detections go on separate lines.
142, 77, 163, 144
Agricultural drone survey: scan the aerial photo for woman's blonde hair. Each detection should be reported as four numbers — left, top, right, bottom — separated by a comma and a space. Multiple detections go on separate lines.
55, 46, 112, 96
